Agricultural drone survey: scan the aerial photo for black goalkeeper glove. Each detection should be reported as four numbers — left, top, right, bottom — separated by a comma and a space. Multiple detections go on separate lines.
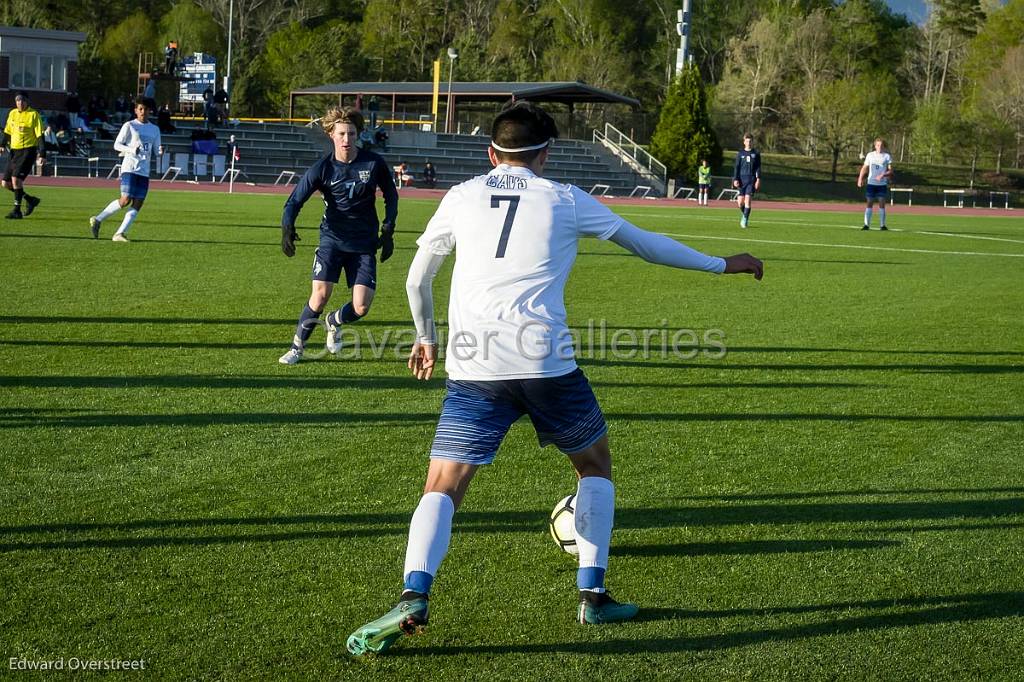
281, 224, 300, 257
378, 221, 395, 262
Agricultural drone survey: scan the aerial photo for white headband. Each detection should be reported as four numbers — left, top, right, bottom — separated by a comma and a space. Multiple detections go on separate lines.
490, 139, 550, 153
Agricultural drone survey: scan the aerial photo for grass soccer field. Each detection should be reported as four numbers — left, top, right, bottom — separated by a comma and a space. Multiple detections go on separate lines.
1, 186, 1023, 680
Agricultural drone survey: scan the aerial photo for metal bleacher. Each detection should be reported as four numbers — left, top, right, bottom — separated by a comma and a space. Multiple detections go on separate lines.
42, 119, 647, 194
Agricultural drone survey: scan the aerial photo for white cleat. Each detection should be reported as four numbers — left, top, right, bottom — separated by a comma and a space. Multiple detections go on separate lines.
325, 317, 342, 354
112, 233, 129, 242
740, 217, 748, 229
279, 348, 303, 365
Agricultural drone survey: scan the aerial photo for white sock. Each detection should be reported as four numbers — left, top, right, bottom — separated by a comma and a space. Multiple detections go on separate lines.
879, 207, 886, 226
96, 199, 123, 222
575, 476, 614, 591
864, 207, 873, 226
402, 492, 455, 593
115, 208, 138, 236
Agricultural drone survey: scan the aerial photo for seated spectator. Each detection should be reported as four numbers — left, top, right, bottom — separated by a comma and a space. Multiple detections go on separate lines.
43, 125, 60, 153
157, 104, 176, 134
423, 160, 437, 188
396, 161, 413, 188
359, 128, 374, 149
373, 126, 389, 151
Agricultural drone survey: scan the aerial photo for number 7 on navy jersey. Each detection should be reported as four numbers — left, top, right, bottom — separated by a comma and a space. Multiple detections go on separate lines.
491, 195, 520, 258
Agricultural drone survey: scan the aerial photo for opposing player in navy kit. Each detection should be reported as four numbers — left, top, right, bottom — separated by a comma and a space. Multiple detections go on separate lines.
345, 101, 764, 656
731, 133, 761, 228
278, 106, 399, 364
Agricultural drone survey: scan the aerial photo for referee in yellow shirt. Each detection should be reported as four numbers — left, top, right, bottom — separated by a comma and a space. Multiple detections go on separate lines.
2, 91, 45, 219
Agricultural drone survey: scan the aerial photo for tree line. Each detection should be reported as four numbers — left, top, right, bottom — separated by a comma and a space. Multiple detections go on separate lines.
3, 0, 1022, 174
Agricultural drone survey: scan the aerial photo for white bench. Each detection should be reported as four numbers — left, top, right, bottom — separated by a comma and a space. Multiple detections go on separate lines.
629, 185, 653, 199
989, 191, 1010, 209
889, 188, 913, 206
943, 189, 966, 208
274, 170, 297, 186
105, 164, 121, 179
716, 189, 739, 201
672, 186, 696, 200
589, 183, 611, 197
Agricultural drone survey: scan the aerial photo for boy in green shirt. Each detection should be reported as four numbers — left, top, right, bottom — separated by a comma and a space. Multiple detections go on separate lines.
697, 159, 711, 206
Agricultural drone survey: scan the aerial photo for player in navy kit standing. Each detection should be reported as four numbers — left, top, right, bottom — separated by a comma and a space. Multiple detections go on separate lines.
278, 106, 399, 365
732, 133, 761, 228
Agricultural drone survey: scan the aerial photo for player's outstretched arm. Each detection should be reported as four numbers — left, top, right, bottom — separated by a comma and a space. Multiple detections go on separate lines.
406, 245, 448, 380
608, 222, 717, 271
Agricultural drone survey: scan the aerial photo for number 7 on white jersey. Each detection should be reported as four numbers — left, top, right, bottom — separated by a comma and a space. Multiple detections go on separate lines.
490, 195, 520, 258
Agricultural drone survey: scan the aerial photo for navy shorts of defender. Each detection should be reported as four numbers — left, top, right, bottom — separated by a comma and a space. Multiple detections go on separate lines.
865, 184, 889, 201
312, 234, 377, 289
429, 368, 608, 466
119, 172, 150, 200
737, 178, 756, 196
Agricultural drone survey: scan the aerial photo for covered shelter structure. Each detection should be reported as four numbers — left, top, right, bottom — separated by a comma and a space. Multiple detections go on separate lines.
288, 81, 641, 139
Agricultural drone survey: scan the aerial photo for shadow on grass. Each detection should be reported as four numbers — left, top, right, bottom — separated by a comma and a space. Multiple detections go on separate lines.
581, 358, 1024, 373
389, 591, 1024, 656
676, 488, 1024, 502
0, 375, 877, 392
611, 539, 899, 556
0, 315, 412, 326
1, 409, 1021, 429
764, 257, 911, 265
0, 493, 1018, 551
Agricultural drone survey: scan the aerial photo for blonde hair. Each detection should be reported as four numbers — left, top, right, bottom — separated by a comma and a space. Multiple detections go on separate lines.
322, 106, 365, 134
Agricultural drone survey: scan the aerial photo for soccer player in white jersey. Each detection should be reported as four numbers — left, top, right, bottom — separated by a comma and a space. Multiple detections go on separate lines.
857, 138, 893, 231
345, 101, 764, 656
88, 101, 162, 242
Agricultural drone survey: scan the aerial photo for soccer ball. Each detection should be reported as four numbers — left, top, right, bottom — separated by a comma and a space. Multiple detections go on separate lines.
549, 494, 578, 555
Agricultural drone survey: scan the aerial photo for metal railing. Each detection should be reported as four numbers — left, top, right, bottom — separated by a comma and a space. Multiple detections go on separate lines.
592, 123, 667, 195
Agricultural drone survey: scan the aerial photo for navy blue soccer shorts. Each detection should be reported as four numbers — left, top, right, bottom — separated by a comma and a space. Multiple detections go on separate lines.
865, 184, 889, 201
429, 368, 608, 466
312, 238, 377, 289
119, 172, 150, 200
737, 179, 756, 196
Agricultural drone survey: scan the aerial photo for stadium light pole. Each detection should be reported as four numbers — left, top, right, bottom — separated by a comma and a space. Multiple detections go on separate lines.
445, 47, 458, 134
225, 0, 233, 114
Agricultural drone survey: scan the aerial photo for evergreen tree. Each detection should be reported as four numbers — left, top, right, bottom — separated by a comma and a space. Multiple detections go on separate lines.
649, 64, 721, 181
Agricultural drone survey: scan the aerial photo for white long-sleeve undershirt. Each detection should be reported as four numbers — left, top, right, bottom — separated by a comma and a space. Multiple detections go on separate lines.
607, 221, 726, 273
406, 247, 447, 345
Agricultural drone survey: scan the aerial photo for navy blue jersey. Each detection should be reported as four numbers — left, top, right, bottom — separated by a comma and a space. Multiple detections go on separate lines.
732, 148, 761, 181
281, 149, 398, 254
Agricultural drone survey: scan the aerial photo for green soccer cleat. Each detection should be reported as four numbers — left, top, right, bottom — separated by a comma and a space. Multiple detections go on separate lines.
578, 591, 639, 625
346, 595, 429, 656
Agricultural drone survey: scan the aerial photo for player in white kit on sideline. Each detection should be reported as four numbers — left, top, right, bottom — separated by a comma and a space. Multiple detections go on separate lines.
89, 101, 163, 242
858, 138, 893, 231
346, 101, 764, 656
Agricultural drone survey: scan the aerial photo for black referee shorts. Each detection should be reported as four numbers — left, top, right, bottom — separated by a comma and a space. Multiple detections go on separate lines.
3, 147, 37, 182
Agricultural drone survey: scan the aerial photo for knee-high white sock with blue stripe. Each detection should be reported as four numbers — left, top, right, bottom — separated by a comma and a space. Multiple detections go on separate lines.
864, 207, 873, 226
402, 491, 455, 595
575, 476, 615, 593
